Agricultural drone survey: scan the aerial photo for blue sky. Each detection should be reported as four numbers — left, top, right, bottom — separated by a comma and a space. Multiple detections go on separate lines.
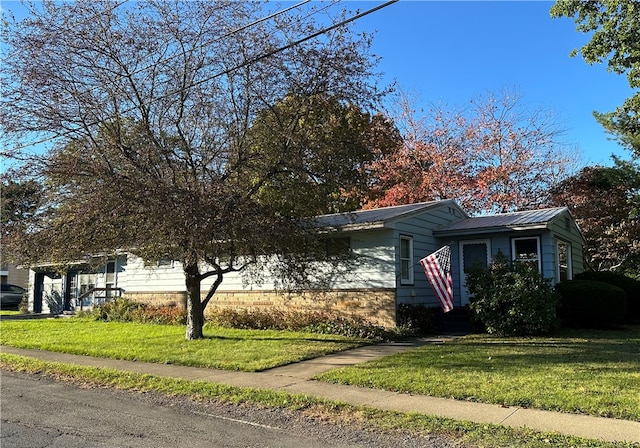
1, 1, 632, 169
349, 0, 632, 167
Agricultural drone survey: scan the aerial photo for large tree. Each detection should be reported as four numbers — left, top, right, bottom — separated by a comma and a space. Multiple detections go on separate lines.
550, 158, 640, 276
247, 94, 400, 215
0, 0, 390, 339
364, 90, 575, 214
550, 0, 640, 155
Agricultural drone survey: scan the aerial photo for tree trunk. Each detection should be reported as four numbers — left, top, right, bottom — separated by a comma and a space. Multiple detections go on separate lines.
184, 263, 205, 340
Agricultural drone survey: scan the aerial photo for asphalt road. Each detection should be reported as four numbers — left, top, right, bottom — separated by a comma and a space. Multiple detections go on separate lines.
1, 371, 459, 448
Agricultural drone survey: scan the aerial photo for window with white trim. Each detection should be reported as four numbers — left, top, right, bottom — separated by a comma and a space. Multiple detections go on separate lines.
511, 237, 541, 271
557, 240, 572, 282
400, 236, 414, 285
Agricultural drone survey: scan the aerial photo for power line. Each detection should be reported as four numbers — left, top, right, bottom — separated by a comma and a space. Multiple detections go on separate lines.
3, 0, 398, 154
1, 0, 315, 151
2, 0, 332, 155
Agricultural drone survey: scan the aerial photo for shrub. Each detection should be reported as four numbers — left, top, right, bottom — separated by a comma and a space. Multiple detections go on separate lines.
396, 303, 436, 334
466, 252, 560, 336
18, 295, 29, 314
90, 297, 187, 325
90, 296, 145, 322
556, 280, 627, 328
575, 271, 640, 321
206, 307, 405, 341
207, 308, 294, 330
138, 305, 187, 325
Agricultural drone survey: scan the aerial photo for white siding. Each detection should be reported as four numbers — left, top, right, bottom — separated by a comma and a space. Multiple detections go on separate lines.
121, 229, 398, 295
123, 255, 185, 293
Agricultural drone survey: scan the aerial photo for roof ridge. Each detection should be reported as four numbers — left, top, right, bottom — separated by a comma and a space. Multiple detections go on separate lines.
317, 200, 443, 219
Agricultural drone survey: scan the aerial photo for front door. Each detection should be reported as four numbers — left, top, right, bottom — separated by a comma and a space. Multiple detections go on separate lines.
33, 273, 44, 313
459, 240, 491, 305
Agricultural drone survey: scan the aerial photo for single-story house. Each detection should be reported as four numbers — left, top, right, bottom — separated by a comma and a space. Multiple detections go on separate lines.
27, 199, 584, 326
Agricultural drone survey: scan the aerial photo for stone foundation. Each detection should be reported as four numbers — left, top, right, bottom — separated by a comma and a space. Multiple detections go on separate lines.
125, 288, 397, 328
125, 291, 187, 308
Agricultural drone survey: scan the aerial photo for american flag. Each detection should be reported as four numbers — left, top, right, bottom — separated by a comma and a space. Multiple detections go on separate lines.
420, 245, 454, 313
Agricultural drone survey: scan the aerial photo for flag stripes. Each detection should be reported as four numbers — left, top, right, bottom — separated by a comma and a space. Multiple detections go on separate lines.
420, 245, 454, 313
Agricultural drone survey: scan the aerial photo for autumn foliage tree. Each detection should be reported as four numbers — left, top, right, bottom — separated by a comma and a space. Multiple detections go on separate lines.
364, 90, 574, 214
550, 0, 640, 277
364, 93, 474, 209
550, 159, 640, 276
0, 1, 389, 339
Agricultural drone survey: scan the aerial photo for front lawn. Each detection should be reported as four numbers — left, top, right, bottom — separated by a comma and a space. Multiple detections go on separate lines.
316, 325, 640, 421
0, 318, 366, 371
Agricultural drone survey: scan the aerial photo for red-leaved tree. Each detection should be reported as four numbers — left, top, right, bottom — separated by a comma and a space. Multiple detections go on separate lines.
364, 89, 576, 215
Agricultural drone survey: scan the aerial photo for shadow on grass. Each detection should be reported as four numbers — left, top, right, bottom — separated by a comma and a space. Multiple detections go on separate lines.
382, 325, 640, 374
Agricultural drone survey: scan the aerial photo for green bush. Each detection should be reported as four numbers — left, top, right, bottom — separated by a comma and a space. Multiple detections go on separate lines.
575, 271, 640, 321
556, 280, 628, 328
89, 297, 186, 325
396, 303, 436, 334
89, 296, 145, 322
466, 252, 560, 336
18, 295, 29, 314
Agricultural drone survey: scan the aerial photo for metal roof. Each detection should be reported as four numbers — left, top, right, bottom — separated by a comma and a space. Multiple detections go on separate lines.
434, 207, 569, 235
313, 200, 461, 231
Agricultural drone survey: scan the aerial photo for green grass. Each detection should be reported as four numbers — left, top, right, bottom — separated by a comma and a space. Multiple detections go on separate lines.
0, 318, 366, 371
316, 326, 640, 421
2, 354, 637, 448
0, 310, 21, 316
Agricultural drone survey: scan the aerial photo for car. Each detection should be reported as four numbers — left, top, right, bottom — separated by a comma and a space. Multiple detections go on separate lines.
0, 283, 26, 309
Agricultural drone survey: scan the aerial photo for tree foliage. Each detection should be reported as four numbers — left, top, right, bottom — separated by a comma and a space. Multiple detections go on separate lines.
363, 89, 574, 214
550, 0, 640, 155
0, 177, 43, 262
247, 94, 400, 215
550, 158, 640, 276
0, 1, 388, 339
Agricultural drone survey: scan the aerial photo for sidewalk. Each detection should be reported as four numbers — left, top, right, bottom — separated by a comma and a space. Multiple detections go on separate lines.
2, 340, 639, 444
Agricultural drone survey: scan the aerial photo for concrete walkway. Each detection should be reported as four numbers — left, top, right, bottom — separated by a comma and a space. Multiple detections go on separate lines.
1, 340, 639, 444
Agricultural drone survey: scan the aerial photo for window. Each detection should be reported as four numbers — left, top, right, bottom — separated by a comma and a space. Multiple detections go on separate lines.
557, 240, 572, 282
400, 236, 414, 284
157, 258, 174, 268
144, 257, 174, 268
79, 273, 94, 296
105, 261, 115, 283
511, 237, 541, 271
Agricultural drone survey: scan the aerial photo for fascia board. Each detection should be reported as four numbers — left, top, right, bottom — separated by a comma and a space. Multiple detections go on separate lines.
434, 223, 549, 237
319, 221, 386, 233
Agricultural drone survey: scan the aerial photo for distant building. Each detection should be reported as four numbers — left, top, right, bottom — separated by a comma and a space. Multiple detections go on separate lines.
1, 263, 29, 288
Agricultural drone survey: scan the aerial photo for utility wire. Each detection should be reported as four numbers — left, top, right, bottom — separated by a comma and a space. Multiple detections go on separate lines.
1, 0, 328, 155
3, 0, 398, 154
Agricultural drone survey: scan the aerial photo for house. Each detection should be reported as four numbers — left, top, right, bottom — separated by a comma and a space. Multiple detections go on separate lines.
27, 200, 584, 326
1, 262, 29, 288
